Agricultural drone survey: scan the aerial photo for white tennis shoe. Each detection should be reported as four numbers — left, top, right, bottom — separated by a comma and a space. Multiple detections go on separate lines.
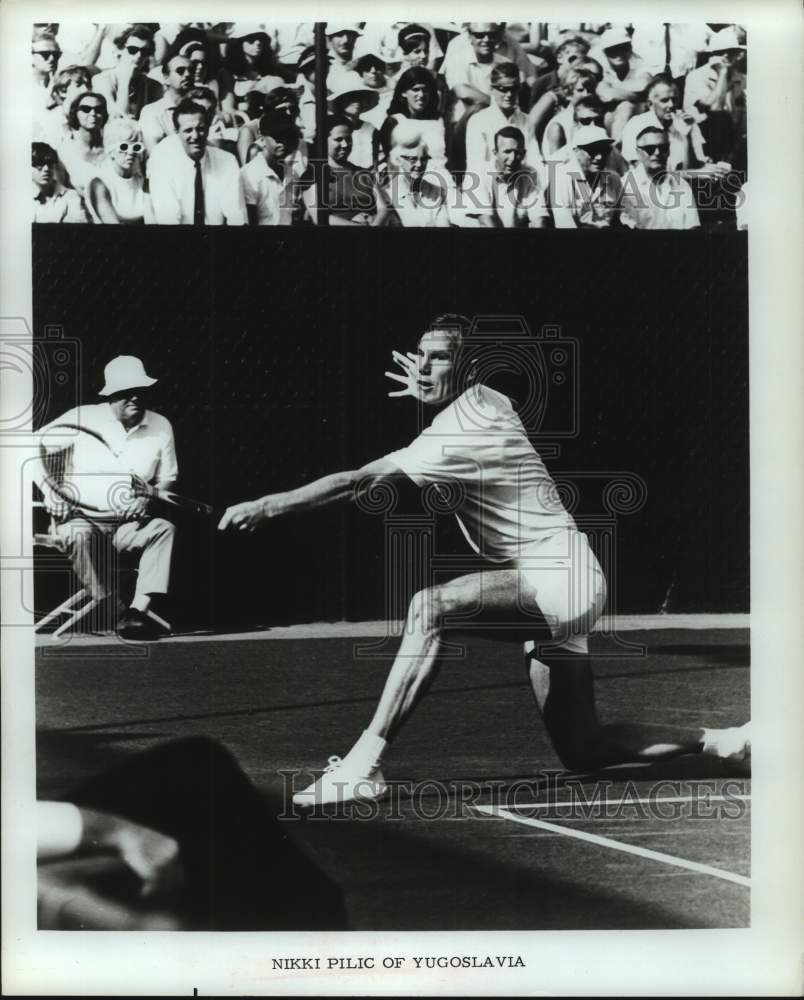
293, 730, 389, 808
701, 721, 751, 763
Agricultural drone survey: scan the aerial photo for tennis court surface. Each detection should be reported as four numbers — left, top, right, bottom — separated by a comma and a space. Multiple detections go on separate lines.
36, 617, 750, 930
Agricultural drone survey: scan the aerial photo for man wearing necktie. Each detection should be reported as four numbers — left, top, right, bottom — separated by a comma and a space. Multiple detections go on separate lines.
147, 98, 246, 225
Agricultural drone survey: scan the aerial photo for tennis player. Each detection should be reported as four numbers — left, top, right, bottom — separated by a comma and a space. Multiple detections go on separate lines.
219, 314, 750, 806
37, 355, 177, 640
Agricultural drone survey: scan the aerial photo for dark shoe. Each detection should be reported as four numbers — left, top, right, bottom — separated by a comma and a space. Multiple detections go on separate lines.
117, 608, 168, 641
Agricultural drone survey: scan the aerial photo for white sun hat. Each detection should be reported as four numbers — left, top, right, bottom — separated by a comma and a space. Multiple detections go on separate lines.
99, 356, 157, 396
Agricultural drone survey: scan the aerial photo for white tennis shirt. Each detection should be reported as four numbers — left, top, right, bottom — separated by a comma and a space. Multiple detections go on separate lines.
384, 385, 573, 561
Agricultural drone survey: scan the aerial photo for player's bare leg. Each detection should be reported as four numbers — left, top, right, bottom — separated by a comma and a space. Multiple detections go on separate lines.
292, 569, 750, 808
293, 569, 555, 808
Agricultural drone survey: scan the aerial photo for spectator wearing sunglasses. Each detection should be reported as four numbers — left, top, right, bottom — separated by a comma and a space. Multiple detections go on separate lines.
235, 87, 307, 167
93, 25, 163, 119
34, 65, 92, 148
465, 62, 540, 183
86, 119, 147, 224
32, 30, 62, 121
441, 23, 507, 119
32, 142, 89, 224
620, 125, 700, 230
539, 68, 600, 160
139, 54, 195, 154
58, 92, 109, 197
441, 23, 533, 121
550, 124, 623, 229
241, 111, 306, 226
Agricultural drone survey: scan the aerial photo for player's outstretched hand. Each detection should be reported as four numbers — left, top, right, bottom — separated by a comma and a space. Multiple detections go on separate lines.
217, 499, 268, 533
385, 349, 420, 398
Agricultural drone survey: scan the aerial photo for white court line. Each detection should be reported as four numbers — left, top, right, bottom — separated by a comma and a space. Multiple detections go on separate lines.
500, 793, 751, 812
475, 804, 751, 888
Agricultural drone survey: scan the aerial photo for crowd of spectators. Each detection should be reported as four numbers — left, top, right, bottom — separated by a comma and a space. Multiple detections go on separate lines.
32, 21, 748, 229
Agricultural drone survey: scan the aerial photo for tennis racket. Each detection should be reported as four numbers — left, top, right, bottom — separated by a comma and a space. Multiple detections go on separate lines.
38, 422, 213, 518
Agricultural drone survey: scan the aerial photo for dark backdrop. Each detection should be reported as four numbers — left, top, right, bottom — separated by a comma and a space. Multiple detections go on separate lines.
33, 226, 748, 627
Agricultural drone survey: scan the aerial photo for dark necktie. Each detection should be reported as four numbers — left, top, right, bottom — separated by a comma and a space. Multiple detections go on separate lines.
663, 23, 672, 77
193, 160, 204, 226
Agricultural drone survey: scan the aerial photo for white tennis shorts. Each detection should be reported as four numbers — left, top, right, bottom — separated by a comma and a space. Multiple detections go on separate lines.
516, 527, 607, 655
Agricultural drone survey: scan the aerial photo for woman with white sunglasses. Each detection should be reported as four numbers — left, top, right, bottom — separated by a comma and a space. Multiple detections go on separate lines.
86, 118, 148, 224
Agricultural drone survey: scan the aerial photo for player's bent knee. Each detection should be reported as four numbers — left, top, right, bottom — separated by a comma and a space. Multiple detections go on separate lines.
407, 587, 444, 634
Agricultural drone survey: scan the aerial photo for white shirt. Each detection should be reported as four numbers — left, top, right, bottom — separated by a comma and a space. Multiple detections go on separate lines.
386, 175, 450, 227
442, 47, 510, 95
684, 60, 746, 123
620, 110, 706, 169
593, 52, 651, 103
441, 29, 535, 90
465, 104, 533, 180
86, 162, 146, 223
39, 404, 177, 517
32, 181, 89, 224
240, 156, 296, 225
350, 120, 376, 169
147, 135, 246, 225
470, 169, 548, 228
619, 163, 700, 230
361, 90, 393, 131
139, 93, 180, 151
57, 136, 107, 197
384, 385, 572, 561
629, 24, 710, 78
550, 157, 619, 229
33, 107, 71, 148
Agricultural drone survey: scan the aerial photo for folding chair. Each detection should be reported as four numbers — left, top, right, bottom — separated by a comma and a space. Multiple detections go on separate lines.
33, 510, 102, 639
34, 505, 173, 640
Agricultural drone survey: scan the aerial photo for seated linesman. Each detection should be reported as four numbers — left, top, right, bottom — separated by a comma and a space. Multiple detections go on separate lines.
36, 355, 177, 640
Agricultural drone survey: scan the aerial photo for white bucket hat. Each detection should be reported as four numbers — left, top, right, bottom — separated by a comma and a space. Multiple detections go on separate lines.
327, 76, 381, 111
229, 23, 270, 42
326, 23, 363, 37
99, 356, 157, 396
